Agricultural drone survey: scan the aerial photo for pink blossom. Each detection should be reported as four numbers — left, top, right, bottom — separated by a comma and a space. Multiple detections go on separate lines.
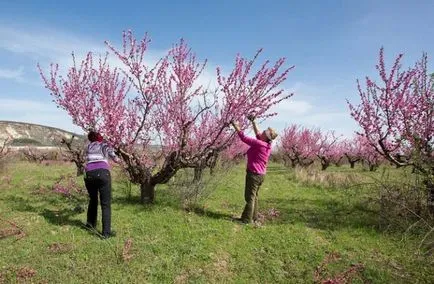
348, 48, 433, 172
39, 30, 295, 202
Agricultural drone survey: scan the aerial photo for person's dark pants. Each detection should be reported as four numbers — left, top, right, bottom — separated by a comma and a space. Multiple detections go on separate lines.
241, 170, 265, 223
84, 168, 112, 235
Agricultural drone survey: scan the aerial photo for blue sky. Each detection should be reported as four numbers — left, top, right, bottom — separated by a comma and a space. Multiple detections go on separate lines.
0, 0, 433, 136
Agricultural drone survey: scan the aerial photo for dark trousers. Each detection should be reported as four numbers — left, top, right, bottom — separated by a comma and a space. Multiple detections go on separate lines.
84, 169, 112, 235
241, 171, 265, 223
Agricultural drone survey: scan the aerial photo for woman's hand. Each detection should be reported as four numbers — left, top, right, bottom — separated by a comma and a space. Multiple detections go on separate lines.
247, 114, 255, 122
115, 148, 133, 162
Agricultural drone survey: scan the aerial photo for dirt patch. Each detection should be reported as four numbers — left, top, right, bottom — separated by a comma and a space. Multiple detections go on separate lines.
121, 238, 134, 262
0, 219, 25, 240
48, 242, 73, 254
174, 273, 189, 284
174, 268, 203, 284
0, 175, 11, 187
314, 252, 367, 284
32, 185, 49, 195
220, 200, 230, 209
255, 208, 282, 226
0, 227, 22, 239
210, 251, 231, 276
173, 252, 232, 284
16, 267, 37, 281
0, 266, 37, 283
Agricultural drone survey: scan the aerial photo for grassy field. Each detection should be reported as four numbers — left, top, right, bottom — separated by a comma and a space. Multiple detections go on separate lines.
0, 161, 433, 283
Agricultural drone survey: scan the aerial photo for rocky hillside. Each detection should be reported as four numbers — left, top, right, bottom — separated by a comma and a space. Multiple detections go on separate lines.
0, 121, 83, 146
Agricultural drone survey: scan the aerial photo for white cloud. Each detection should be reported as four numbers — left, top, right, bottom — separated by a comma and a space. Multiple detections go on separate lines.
271, 99, 313, 116
0, 99, 53, 112
298, 111, 348, 125
267, 109, 358, 138
0, 25, 169, 77
0, 26, 103, 60
196, 65, 219, 90
261, 80, 361, 137
0, 98, 82, 133
0, 67, 24, 82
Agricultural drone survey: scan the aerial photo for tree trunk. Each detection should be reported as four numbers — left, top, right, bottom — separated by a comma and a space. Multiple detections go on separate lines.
76, 163, 84, 176
320, 157, 329, 171
369, 164, 377, 172
350, 161, 356, 168
193, 167, 204, 183
425, 178, 434, 215
209, 166, 215, 176
140, 182, 155, 204
141, 151, 179, 203
207, 153, 218, 176
321, 162, 329, 171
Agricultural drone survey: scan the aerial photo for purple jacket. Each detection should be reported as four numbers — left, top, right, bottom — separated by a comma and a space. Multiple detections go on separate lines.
85, 142, 118, 172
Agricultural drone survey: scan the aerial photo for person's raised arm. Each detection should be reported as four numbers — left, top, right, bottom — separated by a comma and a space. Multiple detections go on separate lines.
231, 120, 241, 133
247, 115, 260, 137
231, 120, 265, 147
103, 143, 121, 164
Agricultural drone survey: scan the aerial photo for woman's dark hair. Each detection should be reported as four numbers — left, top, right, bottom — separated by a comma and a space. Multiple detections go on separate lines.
88, 131, 99, 142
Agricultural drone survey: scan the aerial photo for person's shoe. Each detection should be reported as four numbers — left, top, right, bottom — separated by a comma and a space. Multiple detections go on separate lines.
101, 230, 116, 239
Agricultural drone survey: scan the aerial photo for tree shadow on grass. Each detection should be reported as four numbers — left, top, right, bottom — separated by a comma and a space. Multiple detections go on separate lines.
185, 206, 234, 221
112, 196, 141, 206
262, 197, 380, 232
40, 208, 84, 227
179, 194, 379, 231
40, 208, 103, 237
4, 195, 93, 233
111, 191, 238, 221
112, 195, 177, 213
4, 195, 40, 213
3, 184, 382, 233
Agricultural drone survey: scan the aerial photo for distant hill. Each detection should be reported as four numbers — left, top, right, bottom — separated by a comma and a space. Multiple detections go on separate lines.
0, 121, 84, 146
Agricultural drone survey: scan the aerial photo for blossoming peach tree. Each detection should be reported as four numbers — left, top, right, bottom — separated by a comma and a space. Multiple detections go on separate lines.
348, 48, 434, 212
279, 124, 321, 168
39, 30, 294, 203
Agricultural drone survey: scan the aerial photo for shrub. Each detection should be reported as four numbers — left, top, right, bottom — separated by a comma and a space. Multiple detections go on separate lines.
289, 165, 366, 189
52, 175, 87, 211
372, 172, 434, 230
167, 164, 232, 210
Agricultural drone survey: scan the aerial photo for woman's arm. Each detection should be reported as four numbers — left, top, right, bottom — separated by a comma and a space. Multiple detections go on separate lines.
103, 143, 121, 163
247, 115, 260, 137
231, 120, 266, 147
230, 121, 241, 133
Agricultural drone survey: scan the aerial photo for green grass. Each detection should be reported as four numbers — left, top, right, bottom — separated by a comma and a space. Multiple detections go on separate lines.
0, 162, 433, 283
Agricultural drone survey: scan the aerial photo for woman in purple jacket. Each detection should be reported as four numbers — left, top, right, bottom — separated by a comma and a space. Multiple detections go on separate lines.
231, 116, 278, 224
84, 131, 119, 239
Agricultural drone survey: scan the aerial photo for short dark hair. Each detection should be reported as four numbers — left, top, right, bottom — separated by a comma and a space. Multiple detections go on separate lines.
87, 131, 99, 142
